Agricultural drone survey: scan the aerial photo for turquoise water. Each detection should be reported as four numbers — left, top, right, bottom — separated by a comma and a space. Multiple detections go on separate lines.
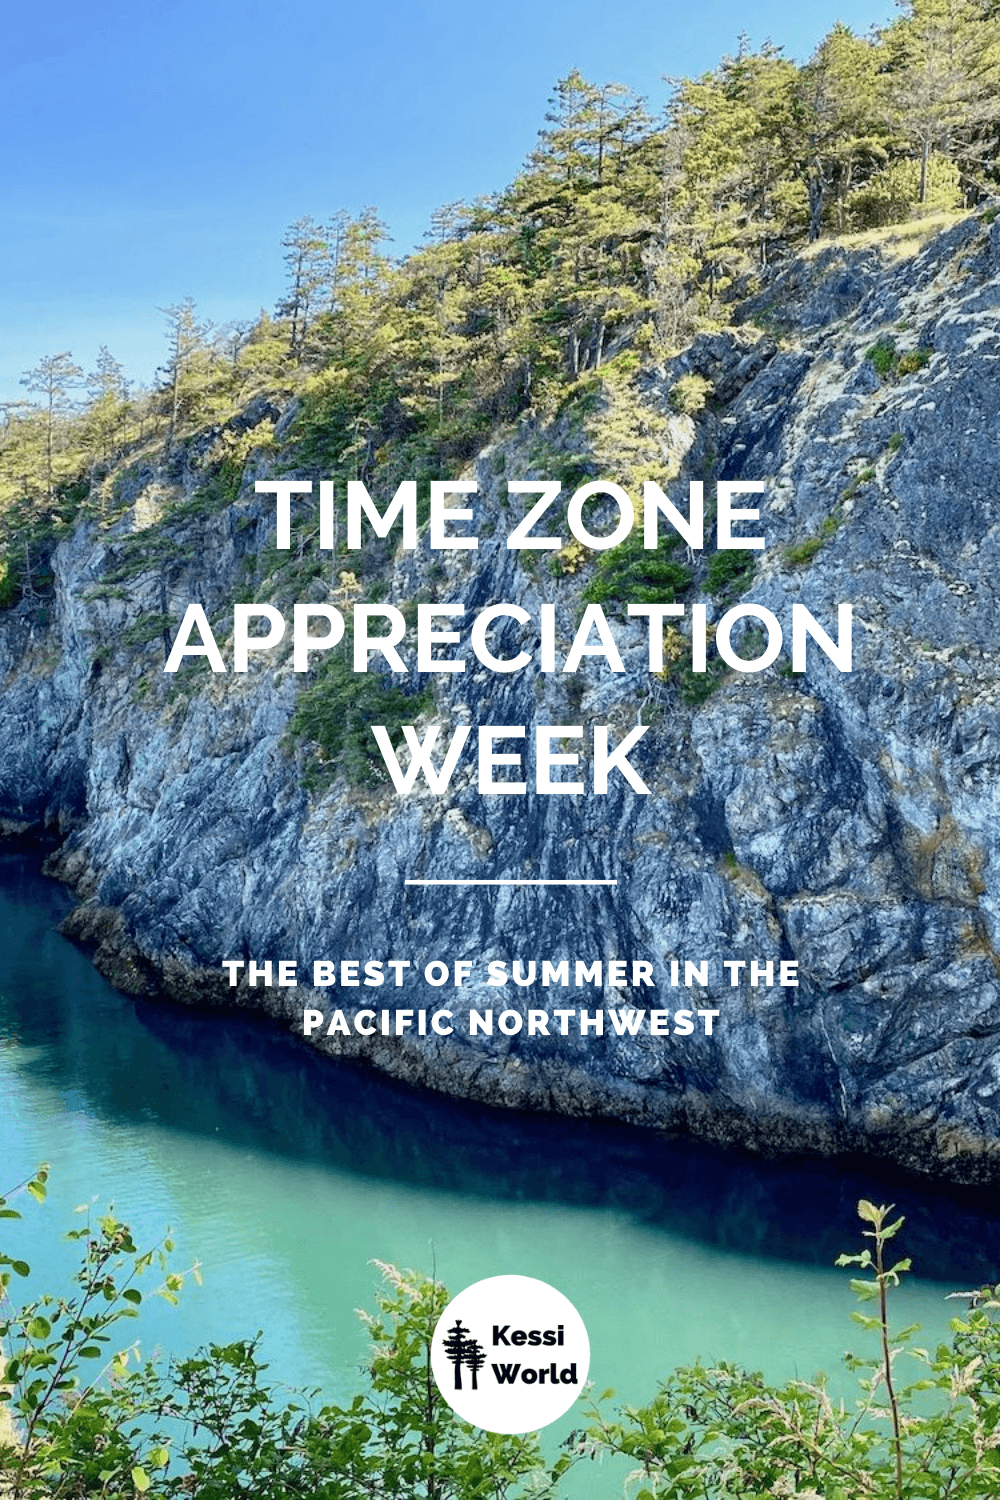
2, 849, 998, 1478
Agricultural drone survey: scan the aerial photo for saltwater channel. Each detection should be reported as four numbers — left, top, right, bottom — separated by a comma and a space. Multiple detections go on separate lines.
3, 849, 1000, 1484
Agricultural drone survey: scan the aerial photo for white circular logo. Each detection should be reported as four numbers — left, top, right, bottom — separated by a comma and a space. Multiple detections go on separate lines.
431, 1274, 590, 1433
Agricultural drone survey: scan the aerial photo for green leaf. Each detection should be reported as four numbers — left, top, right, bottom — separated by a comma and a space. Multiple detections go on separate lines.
78, 1346, 103, 1358
123, 1288, 142, 1305
10, 1260, 30, 1278
27, 1316, 51, 1339
150, 1446, 169, 1467
131, 1466, 150, 1492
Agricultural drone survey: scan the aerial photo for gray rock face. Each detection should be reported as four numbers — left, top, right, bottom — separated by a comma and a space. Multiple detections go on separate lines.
5, 212, 1000, 1182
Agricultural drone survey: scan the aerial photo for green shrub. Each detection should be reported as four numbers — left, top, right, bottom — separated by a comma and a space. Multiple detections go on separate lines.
558, 455, 595, 491
0, 1170, 562, 1500
865, 339, 931, 382
0, 558, 18, 609
866, 335, 898, 378
117, 613, 174, 650
848, 153, 962, 230
706, 549, 754, 597
783, 536, 824, 568
897, 346, 932, 376
289, 645, 434, 787
83, 585, 129, 603
669, 373, 714, 416
679, 659, 728, 704
585, 1199, 1000, 1500
8, 1172, 1000, 1499
581, 533, 692, 605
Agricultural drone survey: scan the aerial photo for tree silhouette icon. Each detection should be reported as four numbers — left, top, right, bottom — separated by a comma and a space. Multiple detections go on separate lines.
463, 1336, 486, 1390
442, 1319, 473, 1390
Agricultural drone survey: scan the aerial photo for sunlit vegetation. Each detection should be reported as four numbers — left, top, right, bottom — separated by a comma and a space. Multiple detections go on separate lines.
5, 1176, 1000, 1499
1, 1, 996, 791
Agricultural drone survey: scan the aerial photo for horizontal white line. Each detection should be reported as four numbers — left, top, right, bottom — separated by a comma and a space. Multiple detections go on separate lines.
404, 879, 617, 886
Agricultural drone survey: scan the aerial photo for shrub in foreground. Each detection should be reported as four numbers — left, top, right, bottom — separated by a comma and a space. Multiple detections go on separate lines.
3, 1172, 1000, 1498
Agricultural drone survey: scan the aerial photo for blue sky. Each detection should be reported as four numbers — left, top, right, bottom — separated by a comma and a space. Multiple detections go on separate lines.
2, 0, 895, 404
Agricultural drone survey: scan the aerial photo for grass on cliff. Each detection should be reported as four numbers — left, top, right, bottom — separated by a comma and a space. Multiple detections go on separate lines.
803, 207, 970, 261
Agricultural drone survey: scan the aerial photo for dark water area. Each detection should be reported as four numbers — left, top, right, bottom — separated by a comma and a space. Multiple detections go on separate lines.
89, 990, 1000, 1288
2, 846, 998, 1465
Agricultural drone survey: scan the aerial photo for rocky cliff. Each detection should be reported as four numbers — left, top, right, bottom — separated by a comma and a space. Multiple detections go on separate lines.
4, 211, 1000, 1183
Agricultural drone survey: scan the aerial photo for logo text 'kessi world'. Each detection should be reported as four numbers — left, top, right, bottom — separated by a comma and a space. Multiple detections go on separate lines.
431, 1275, 590, 1433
